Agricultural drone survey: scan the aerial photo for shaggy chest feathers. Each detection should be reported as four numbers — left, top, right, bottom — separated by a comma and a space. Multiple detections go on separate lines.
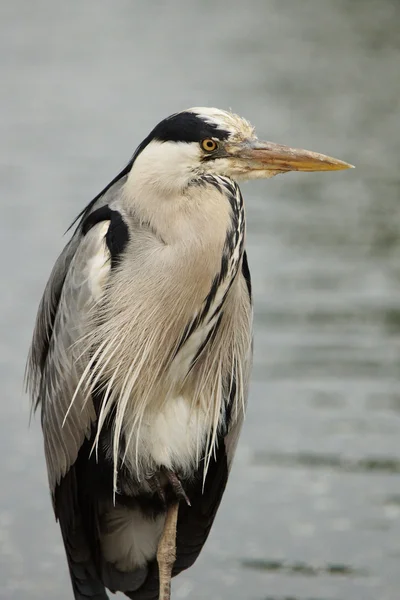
79, 177, 250, 491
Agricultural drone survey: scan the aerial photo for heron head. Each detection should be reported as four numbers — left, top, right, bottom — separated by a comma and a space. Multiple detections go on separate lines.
127, 107, 353, 194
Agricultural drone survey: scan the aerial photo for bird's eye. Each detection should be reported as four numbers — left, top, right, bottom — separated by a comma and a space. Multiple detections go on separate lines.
201, 139, 218, 152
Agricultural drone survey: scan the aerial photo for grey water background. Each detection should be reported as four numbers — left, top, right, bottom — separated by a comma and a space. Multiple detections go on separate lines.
1, 1, 399, 599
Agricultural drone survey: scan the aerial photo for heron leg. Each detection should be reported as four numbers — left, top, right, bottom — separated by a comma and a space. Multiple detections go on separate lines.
157, 502, 179, 600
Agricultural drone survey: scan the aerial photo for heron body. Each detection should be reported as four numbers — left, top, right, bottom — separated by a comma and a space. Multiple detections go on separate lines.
27, 108, 351, 599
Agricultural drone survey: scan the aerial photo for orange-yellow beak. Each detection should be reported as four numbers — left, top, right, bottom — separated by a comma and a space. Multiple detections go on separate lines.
227, 139, 354, 177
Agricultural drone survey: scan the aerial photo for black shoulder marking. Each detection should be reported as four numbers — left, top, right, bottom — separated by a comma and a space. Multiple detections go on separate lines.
105, 212, 130, 269
81, 205, 113, 235
242, 251, 252, 301
82, 206, 129, 268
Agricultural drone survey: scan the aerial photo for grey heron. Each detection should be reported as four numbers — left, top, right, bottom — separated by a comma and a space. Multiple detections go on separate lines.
26, 107, 352, 600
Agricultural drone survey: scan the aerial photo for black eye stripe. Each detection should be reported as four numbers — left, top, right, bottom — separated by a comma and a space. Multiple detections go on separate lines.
128, 113, 230, 168
149, 113, 230, 145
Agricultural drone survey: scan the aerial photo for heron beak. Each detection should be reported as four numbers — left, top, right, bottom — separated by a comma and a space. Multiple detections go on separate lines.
231, 140, 354, 175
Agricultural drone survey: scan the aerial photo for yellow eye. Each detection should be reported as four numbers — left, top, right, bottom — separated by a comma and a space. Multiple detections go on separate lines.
201, 138, 218, 152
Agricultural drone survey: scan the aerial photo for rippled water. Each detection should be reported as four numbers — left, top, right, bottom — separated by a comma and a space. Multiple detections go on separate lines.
1, 1, 400, 599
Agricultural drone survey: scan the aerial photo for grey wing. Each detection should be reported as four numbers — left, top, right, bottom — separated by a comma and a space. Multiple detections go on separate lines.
27, 233, 80, 401
27, 220, 112, 491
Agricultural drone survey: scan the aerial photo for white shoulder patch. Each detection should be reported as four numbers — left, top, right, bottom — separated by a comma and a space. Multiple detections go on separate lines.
86, 221, 111, 301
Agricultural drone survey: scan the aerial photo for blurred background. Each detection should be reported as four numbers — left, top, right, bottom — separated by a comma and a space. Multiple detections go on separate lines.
1, 1, 400, 599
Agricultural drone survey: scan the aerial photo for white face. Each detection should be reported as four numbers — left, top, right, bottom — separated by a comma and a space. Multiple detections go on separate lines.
128, 140, 208, 195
